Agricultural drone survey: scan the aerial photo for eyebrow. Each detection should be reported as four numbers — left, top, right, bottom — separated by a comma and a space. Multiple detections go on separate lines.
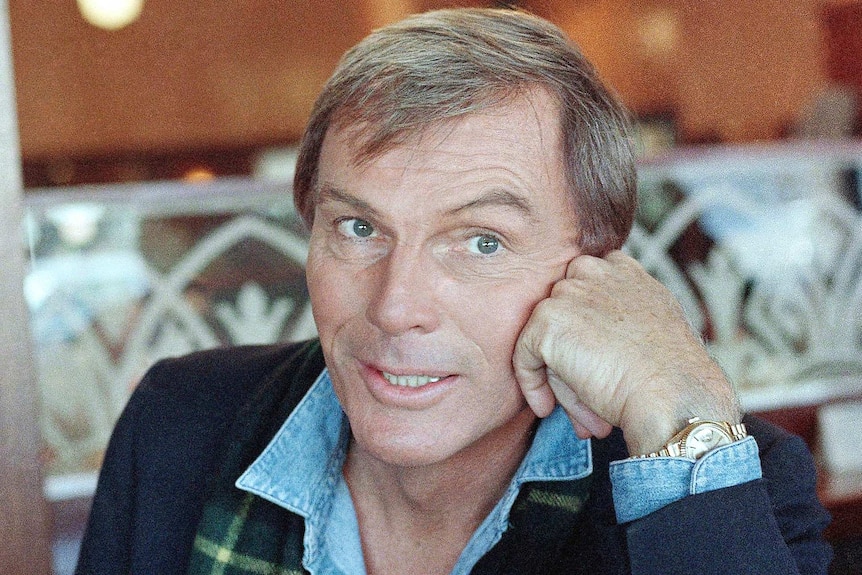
315, 184, 385, 221
447, 188, 536, 221
317, 182, 537, 223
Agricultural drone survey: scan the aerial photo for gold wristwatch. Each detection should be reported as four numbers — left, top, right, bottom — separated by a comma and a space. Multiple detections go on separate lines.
637, 417, 748, 460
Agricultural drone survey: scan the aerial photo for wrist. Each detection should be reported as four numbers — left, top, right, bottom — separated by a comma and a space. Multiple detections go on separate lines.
622, 415, 682, 457
620, 371, 741, 456
631, 417, 748, 459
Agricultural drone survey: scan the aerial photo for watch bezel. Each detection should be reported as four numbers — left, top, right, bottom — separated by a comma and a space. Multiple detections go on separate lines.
678, 420, 735, 459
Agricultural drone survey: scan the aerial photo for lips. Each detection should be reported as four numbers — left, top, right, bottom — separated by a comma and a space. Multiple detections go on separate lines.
381, 372, 444, 388
360, 365, 456, 409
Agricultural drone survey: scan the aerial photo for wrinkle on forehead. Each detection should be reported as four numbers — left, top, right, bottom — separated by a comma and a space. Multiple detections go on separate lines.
317, 87, 577, 225
337, 87, 563, 170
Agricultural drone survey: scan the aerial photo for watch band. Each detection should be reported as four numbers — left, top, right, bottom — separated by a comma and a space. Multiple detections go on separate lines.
636, 417, 748, 459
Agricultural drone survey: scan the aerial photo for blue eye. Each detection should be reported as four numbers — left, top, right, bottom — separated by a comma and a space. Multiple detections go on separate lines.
339, 218, 376, 238
352, 219, 374, 238
469, 234, 500, 255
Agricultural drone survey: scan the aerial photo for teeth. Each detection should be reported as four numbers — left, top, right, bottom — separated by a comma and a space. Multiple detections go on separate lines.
382, 372, 444, 388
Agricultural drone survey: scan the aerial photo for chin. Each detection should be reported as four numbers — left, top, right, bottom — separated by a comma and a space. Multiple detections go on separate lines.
347, 403, 534, 472
349, 420, 464, 469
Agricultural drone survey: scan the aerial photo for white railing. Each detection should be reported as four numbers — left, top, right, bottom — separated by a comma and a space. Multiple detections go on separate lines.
636, 141, 862, 411
25, 178, 314, 493
26, 141, 862, 499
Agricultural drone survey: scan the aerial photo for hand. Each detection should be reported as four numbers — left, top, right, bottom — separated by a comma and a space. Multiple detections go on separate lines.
513, 251, 740, 456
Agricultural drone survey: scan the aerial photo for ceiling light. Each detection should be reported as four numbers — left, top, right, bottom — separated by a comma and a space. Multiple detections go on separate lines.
77, 0, 144, 31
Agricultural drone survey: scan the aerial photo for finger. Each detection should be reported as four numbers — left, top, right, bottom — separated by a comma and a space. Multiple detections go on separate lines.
604, 249, 635, 266
546, 372, 613, 438
569, 417, 594, 440
545, 379, 596, 439
565, 402, 613, 439
565, 253, 603, 279
513, 326, 556, 418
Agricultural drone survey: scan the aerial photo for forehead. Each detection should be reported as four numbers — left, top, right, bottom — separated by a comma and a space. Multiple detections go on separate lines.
316, 89, 572, 216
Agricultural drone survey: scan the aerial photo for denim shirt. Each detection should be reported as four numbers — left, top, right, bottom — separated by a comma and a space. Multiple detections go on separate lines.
236, 369, 762, 575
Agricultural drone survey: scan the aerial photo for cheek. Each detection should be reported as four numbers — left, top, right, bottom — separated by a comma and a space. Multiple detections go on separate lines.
306, 247, 355, 339
449, 280, 548, 371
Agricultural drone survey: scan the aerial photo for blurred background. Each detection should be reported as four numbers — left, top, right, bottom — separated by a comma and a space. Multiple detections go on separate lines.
2, 1, 862, 573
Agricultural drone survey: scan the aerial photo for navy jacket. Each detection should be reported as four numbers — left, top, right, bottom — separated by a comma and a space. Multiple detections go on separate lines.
76, 341, 833, 574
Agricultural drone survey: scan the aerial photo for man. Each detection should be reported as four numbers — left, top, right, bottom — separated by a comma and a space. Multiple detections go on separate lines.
76, 8, 832, 575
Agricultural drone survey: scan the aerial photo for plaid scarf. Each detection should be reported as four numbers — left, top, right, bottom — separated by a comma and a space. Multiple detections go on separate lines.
186, 340, 595, 575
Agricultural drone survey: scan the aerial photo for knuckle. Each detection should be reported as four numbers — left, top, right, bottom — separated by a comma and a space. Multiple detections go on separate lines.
567, 254, 604, 277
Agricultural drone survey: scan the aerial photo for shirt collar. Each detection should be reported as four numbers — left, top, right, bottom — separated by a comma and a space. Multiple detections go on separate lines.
236, 368, 591, 573
236, 368, 591, 514
236, 368, 349, 524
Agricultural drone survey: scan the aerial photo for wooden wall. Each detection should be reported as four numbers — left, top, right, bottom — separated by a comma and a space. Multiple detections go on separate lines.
7, 0, 857, 168
8, 0, 370, 160
825, 1, 862, 99
532, 0, 830, 142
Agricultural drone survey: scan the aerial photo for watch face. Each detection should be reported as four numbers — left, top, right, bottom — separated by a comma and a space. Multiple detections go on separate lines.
684, 423, 733, 459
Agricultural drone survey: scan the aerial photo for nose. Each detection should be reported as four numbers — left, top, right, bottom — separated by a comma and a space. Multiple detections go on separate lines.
365, 246, 441, 336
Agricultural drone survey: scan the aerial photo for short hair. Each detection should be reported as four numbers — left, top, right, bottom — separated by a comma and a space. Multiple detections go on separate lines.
293, 8, 636, 255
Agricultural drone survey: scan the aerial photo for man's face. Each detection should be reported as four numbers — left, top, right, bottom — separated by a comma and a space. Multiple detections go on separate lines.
306, 89, 582, 470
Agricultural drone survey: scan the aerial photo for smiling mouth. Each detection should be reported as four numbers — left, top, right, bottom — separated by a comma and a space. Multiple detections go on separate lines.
381, 372, 446, 388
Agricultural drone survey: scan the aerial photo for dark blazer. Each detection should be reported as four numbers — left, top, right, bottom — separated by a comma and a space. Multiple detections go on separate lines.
75, 341, 833, 575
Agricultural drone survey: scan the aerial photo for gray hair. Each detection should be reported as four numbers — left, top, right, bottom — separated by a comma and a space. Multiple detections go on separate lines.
293, 8, 636, 255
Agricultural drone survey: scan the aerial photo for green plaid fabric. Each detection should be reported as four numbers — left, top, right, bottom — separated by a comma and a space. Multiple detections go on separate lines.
186, 340, 593, 575
187, 341, 324, 575
189, 491, 306, 575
